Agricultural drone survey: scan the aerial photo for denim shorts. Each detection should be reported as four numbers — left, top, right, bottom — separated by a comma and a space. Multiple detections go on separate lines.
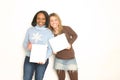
54, 57, 78, 70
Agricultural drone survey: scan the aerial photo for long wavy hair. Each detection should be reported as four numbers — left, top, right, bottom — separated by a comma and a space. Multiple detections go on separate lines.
48, 13, 63, 34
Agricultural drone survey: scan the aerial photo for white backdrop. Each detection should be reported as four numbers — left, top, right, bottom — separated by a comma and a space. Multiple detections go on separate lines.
0, 0, 120, 80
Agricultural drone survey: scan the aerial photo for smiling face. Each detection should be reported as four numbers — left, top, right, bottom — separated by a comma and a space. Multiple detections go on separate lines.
36, 13, 46, 27
49, 13, 63, 34
49, 16, 59, 29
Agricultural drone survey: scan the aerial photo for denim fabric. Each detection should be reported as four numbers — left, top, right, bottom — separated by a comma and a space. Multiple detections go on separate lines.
54, 57, 78, 70
23, 56, 48, 80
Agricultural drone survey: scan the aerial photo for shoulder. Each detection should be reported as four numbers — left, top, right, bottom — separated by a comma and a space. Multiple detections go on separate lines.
26, 26, 35, 33
27, 26, 34, 30
63, 25, 72, 30
45, 28, 51, 32
45, 27, 50, 30
45, 28, 54, 37
45, 28, 53, 34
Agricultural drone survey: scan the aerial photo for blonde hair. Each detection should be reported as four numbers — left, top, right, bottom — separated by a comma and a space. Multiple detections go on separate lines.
48, 13, 63, 34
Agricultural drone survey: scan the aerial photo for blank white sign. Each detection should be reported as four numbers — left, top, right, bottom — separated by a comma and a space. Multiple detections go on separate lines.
49, 33, 70, 53
29, 44, 47, 63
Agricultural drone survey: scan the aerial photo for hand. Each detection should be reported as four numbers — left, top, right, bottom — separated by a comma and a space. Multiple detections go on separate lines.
53, 52, 57, 55
66, 44, 71, 50
27, 42, 32, 50
38, 61, 45, 64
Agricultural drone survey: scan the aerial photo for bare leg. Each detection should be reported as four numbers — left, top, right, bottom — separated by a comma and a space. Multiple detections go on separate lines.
68, 70, 78, 80
56, 70, 65, 80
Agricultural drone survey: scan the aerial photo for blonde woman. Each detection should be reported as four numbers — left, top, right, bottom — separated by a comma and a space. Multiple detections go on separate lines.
49, 13, 78, 80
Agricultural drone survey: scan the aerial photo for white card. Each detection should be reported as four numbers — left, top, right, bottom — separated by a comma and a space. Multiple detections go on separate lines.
29, 44, 47, 63
49, 33, 70, 53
